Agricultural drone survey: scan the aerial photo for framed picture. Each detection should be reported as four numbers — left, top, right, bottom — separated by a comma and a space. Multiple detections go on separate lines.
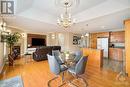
0, 31, 9, 42
73, 35, 81, 45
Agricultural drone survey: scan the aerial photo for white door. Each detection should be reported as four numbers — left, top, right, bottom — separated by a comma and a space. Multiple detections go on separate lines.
97, 38, 102, 49
101, 38, 108, 58
97, 38, 108, 58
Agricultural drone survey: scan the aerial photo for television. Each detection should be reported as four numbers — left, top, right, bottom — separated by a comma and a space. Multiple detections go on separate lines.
32, 38, 46, 46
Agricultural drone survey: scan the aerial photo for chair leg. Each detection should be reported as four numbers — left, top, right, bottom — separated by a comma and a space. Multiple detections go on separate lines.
58, 72, 67, 87
66, 79, 78, 87
62, 72, 64, 83
70, 82, 79, 87
58, 82, 66, 87
48, 76, 58, 87
48, 74, 67, 87
69, 73, 88, 87
65, 73, 79, 87
78, 76, 88, 87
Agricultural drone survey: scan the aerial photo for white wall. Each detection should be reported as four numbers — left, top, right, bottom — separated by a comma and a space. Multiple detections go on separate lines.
47, 32, 81, 53
0, 37, 4, 73
68, 33, 81, 52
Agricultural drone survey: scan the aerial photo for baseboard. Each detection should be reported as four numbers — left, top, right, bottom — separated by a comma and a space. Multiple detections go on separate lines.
20, 54, 25, 58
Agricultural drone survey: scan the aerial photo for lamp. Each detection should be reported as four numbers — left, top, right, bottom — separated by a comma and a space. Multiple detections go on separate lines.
81, 33, 89, 38
85, 33, 89, 37
0, 18, 11, 42
0, 18, 11, 33
0, 19, 6, 32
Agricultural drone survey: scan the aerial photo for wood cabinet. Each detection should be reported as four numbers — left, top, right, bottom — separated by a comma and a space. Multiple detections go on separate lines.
125, 19, 130, 77
90, 32, 109, 49
110, 31, 125, 43
83, 48, 103, 68
90, 31, 125, 49
109, 48, 124, 61
90, 33, 97, 49
96, 32, 109, 38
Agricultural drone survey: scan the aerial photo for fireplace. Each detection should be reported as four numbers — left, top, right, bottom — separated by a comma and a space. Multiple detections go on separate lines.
12, 46, 20, 59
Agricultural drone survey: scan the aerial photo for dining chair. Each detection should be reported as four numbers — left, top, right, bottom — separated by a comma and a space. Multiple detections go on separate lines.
47, 54, 68, 87
68, 56, 88, 87
52, 50, 64, 65
74, 51, 82, 63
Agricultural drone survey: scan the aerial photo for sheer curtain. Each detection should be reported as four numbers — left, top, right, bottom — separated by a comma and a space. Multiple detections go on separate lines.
57, 33, 65, 52
78, 37, 87, 48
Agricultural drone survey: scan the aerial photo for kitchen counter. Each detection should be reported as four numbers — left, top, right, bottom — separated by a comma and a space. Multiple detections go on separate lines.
109, 47, 125, 49
82, 48, 103, 68
109, 48, 124, 61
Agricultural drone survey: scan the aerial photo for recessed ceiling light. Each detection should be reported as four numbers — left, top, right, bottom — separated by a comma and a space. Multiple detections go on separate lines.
101, 26, 106, 29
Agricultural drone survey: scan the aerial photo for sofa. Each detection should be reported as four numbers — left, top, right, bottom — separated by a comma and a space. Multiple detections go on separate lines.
33, 46, 61, 61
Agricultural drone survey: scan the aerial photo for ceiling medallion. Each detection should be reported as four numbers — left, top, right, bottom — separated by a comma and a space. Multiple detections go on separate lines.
55, 0, 80, 8
56, 0, 79, 28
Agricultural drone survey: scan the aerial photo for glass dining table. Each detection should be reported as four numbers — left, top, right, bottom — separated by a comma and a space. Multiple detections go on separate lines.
58, 52, 87, 87
60, 53, 76, 68
58, 53, 84, 87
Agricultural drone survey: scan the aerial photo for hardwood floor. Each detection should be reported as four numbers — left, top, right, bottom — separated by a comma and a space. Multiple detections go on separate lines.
0, 57, 130, 87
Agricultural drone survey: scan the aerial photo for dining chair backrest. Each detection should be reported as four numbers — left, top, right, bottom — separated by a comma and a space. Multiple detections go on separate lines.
52, 50, 64, 64
75, 56, 88, 75
74, 51, 82, 62
52, 50, 60, 56
47, 54, 60, 75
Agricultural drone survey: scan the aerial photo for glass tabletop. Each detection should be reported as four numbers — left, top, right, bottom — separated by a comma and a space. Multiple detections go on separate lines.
60, 53, 76, 67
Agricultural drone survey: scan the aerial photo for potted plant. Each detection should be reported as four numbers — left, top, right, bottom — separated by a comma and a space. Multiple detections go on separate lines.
5, 32, 21, 66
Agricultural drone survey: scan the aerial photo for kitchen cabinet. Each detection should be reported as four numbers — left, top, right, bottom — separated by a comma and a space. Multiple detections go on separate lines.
109, 48, 124, 61
90, 33, 97, 49
96, 32, 109, 38
90, 31, 125, 51
90, 32, 109, 49
83, 48, 103, 68
110, 31, 125, 43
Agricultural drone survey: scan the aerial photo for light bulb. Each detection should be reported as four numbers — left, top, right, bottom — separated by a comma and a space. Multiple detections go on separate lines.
3, 22, 6, 26
3, 27, 6, 31
69, 13, 71, 18
73, 19, 76, 23
60, 14, 64, 19
81, 35, 84, 38
85, 33, 89, 37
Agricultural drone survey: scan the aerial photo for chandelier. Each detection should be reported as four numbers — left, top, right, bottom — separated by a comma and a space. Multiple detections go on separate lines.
57, 6, 76, 28
56, 0, 79, 28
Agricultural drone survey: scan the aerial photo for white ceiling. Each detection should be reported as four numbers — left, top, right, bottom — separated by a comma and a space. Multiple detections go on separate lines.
4, 0, 130, 33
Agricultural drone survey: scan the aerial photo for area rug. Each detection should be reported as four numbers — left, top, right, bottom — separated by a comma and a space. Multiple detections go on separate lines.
0, 76, 24, 87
